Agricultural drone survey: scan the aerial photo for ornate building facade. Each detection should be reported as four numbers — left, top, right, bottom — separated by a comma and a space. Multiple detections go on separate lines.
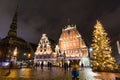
34, 34, 56, 65
59, 24, 89, 66
35, 34, 52, 59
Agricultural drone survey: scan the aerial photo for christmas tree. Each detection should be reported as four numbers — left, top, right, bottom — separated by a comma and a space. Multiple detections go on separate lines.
91, 20, 118, 72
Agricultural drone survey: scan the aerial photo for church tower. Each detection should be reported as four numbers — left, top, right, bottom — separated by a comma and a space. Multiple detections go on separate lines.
0, 5, 36, 62
7, 10, 17, 37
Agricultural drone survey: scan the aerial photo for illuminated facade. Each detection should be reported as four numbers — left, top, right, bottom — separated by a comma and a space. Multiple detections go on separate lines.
59, 24, 89, 66
34, 34, 52, 63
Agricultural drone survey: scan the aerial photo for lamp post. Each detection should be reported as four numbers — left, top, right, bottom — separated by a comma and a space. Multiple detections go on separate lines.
89, 47, 93, 59
63, 51, 66, 65
28, 53, 31, 60
27, 53, 31, 67
12, 47, 17, 65
24, 53, 26, 62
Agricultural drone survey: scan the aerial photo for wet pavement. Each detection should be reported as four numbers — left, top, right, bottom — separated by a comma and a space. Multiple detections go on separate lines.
0, 67, 120, 80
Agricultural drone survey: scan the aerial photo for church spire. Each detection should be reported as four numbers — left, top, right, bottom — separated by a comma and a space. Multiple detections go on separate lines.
67, 18, 71, 26
8, 7, 18, 37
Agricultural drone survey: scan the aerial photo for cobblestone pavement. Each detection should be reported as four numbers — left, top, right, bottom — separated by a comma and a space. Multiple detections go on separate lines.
0, 67, 120, 80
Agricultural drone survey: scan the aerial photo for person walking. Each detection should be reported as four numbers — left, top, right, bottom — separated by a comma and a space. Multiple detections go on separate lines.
20, 63, 23, 68
35, 62, 38, 69
9, 61, 13, 73
81, 63, 84, 70
49, 62, 52, 70
64, 62, 67, 71
41, 61, 44, 70
48, 61, 50, 70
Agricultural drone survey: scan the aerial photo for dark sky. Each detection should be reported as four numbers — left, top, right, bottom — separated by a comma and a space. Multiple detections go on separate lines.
0, 0, 120, 46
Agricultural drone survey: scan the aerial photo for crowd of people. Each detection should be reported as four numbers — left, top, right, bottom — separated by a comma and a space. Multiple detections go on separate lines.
33, 61, 53, 70
9, 60, 83, 80
32, 60, 83, 71
16, 60, 84, 80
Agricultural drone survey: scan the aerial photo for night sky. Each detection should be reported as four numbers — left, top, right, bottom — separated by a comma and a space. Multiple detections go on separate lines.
0, 0, 120, 46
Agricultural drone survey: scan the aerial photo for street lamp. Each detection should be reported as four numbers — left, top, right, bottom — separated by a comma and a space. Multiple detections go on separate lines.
13, 47, 17, 56
89, 47, 93, 58
24, 53, 26, 62
63, 51, 66, 63
28, 53, 31, 59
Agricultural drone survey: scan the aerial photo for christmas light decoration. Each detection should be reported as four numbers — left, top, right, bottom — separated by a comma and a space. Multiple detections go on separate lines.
91, 20, 118, 72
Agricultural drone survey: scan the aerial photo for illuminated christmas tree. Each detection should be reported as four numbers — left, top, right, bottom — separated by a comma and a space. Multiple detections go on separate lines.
91, 20, 118, 72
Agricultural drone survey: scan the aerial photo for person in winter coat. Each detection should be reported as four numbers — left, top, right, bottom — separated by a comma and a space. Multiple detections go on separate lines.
72, 64, 79, 80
